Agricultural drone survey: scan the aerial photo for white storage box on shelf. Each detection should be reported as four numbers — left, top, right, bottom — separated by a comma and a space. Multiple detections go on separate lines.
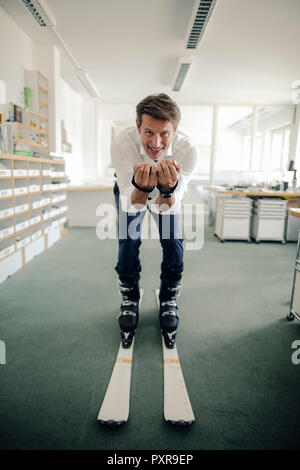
0, 168, 11, 177
58, 205, 68, 214
29, 184, 40, 193
0, 207, 14, 219
250, 199, 287, 243
0, 188, 13, 198
32, 229, 42, 241
0, 224, 14, 239
14, 186, 28, 196
32, 199, 43, 210
51, 183, 67, 191
52, 194, 66, 204
30, 215, 41, 225
15, 220, 29, 232
13, 169, 27, 177
214, 197, 252, 242
32, 197, 51, 210
28, 169, 40, 177
16, 235, 31, 250
51, 170, 65, 178
15, 203, 29, 214
0, 243, 15, 260
42, 208, 54, 221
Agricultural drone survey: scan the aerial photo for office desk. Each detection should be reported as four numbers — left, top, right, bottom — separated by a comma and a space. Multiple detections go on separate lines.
67, 183, 114, 227
204, 185, 300, 226
289, 208, 300, 219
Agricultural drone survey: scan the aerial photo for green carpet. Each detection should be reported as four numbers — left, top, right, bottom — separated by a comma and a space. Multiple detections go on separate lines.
0, 226, 300, 450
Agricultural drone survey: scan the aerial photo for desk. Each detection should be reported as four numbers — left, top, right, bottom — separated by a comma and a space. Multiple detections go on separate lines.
204, 185, 300, 197
67, 183, 114, 227
289, 208, 300, 219
204, 185, 300, 226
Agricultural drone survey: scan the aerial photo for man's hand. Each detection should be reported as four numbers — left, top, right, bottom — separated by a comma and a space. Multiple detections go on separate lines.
156, 159, 181, 191
133, 163, 158, 191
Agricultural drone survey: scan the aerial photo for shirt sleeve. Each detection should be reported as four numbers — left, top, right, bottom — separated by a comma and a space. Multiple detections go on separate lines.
111, 139, 146, 213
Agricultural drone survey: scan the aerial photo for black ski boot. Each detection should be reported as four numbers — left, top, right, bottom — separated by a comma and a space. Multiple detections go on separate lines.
118, 281, 140, 348
159, 281, 181, 349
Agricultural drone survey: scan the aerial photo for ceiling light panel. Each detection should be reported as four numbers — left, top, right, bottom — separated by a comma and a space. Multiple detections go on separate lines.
186, 0, 217, 49
21, 0, 56, 27
172, 57, 193, 92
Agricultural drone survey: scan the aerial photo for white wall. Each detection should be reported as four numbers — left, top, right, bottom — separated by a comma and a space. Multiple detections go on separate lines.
96, 103, 136, 177
97, 117, 113, 177
0, 6, 36, 106
81, 97, 99, 182
60, 78, 83, 183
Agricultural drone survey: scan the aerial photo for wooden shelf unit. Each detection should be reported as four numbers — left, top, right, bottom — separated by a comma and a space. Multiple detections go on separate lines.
24, 70, 49, 149
0, 153, 68, 284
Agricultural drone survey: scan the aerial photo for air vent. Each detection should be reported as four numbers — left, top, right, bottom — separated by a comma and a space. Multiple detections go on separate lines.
186, 0, 217, 49
22, 0, 56, 27
172, 57, 193, 92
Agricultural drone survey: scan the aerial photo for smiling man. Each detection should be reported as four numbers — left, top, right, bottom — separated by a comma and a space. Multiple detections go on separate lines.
111, 94, 199, 349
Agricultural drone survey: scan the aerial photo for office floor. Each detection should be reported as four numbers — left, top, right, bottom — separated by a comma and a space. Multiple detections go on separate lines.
0, 226, 300, 450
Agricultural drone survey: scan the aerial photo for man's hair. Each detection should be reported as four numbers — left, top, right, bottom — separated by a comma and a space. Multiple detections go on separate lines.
136, 93, 181, 130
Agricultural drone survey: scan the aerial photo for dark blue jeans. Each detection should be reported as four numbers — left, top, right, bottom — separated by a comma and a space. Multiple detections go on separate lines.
114, 183, 183, 286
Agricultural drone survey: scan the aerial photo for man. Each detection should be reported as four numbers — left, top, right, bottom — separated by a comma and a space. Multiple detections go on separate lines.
111, 93, 199, 349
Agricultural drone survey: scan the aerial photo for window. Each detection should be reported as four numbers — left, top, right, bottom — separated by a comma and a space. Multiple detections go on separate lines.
257, 107, 292, 171
215, 106, 253, 171
242, 135, 251, 170
179, 106, 213, 178
273, 126, 290, 170
252, 132, 262, 171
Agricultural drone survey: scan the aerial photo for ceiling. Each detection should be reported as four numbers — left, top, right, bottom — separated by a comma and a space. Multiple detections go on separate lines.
1, 0, 300, 105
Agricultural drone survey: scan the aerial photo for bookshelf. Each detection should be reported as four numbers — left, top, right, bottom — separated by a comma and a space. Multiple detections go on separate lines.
0, 70, 50, 154
24, 70, 49, 149
0, 153, 68, 284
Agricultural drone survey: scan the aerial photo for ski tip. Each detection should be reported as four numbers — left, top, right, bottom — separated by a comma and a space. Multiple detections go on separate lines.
166, 418, 195, 426
97, 418, 126, 426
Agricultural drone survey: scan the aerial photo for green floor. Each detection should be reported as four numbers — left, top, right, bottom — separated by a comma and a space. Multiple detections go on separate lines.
0, 226, 300, 450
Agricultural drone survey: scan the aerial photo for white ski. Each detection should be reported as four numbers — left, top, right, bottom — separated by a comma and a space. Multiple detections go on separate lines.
155, 288, 195, 425
97, 289, 143, 425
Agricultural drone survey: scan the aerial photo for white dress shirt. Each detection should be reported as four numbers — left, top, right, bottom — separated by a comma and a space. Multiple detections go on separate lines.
111, 126, 200, 213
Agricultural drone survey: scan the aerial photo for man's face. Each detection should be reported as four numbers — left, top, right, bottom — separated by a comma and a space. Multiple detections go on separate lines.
136, 114, 176, 161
